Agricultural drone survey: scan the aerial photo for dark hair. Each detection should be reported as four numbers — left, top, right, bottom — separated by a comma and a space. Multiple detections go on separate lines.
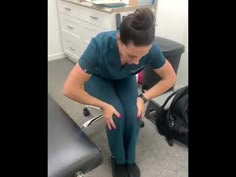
120, 8, 155, 46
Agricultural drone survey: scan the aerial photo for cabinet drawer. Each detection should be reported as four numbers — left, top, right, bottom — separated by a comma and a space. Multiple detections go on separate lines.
57, 0, 76, 16
79, 19, 105, 39
60, 17, 80, 36
62, 31, 81, 58
60, 15, 106, 39
64, 41, 80, 59
57, 0, 112, 30
78, 6, 113, 30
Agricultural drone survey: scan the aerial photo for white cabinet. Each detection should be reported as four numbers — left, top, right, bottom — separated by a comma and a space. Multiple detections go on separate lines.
57, 0, 135, 63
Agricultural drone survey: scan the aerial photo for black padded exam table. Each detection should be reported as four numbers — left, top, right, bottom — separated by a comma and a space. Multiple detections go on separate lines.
48, 95, 103, 177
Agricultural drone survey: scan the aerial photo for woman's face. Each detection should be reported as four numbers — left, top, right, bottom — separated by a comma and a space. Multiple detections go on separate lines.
117, 34, 152, 65
121, 42, 152, 65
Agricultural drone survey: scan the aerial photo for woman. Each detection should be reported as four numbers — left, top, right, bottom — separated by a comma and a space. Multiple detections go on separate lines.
63, 8, 176, 177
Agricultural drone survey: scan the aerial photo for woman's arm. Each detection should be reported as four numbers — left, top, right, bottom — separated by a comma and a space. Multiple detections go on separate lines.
136, 59, 176, 118
63, 63, 120, 130
63, 63, 106, 107
142, 59, 177, 101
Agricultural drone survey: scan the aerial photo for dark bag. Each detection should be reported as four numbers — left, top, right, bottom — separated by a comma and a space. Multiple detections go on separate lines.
155, 86, 188, 146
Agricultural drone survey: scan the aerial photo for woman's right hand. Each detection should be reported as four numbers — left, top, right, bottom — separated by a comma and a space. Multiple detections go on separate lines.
102, 104, 121, 130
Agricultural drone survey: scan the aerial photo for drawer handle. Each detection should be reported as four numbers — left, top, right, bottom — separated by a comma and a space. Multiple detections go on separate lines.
69, 47, 75, 51
89, 16, 98, 20
67, 25, 73, 30
64, 7, 71, 11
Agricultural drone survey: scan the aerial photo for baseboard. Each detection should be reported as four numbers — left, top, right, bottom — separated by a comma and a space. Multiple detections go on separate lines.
48, 52, 65, 61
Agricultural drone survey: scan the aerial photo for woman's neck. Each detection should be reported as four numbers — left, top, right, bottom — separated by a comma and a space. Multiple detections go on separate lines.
120, 57, 127, 66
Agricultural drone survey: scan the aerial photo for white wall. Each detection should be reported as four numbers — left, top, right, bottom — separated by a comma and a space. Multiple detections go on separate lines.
48, 0, 65, 61
155, 0, 188, 86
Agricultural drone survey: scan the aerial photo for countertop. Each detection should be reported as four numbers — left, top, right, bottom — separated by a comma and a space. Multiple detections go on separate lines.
61, 0, 155, 13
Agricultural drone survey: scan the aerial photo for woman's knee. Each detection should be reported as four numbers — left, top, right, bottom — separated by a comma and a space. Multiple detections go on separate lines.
103, 102, 125, 131
125, 106, 140, 126
114, 106, 125, 123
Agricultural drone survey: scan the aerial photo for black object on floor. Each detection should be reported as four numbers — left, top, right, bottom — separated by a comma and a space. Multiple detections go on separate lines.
111, 156, 128, 177
145, 87, 188, 147
126, 163, 141, 177
140, 120, 145, 128
48, 95, 103, 177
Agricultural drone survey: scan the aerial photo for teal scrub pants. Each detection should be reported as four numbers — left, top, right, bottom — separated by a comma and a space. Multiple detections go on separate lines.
85, 75, 140, 165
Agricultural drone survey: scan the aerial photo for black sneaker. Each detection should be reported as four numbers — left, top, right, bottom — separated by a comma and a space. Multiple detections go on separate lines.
111, 156, 128, 177
126, 163, 140, 177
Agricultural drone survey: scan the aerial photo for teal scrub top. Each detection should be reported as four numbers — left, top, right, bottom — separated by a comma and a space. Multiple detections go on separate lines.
79, 31, 166, 80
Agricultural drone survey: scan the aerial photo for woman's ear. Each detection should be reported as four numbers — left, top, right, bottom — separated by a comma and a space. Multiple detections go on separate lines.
116, 33, 121, 40
116, 33, 122, 47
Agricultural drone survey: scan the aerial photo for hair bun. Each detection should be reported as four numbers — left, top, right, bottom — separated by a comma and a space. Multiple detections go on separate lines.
131, 8, 155, 30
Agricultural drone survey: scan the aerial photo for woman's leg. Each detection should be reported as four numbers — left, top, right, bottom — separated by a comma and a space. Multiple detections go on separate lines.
84, 75, 126, 165
114, 76, 140, 164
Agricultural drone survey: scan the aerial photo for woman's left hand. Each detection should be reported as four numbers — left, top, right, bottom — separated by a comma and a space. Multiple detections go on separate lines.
136, 97, 145, 119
